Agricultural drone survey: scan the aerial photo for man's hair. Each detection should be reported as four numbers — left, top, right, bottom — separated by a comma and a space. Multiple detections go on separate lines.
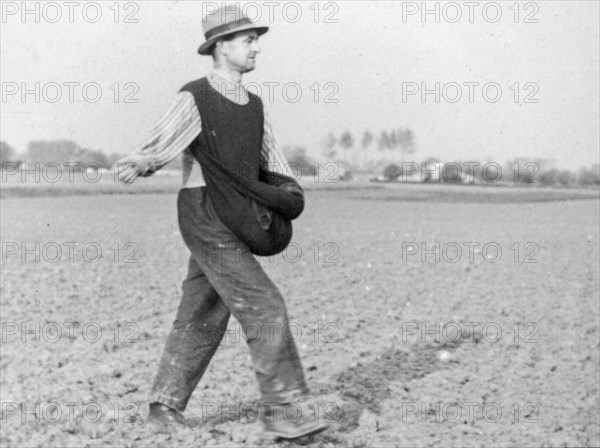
211, 32, 238, 60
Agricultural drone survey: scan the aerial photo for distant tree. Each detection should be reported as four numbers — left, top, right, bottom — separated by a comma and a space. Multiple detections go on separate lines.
80, 148, 110, 168
338, 171, 353, 181
377, 128, 415, 154
27, 139, 82, 165
339, 130, 354, 151
468, 162, 485, 182
578, 165, 600, 186
107, 152, 124, 165
398, 128, 416, 154
321, 132, 337, 159
284, 146, 316, 177
539, 168, 559, 185
383, 163, 402, 181
441, 161, 463, 183
422, 157, 441, 165
378, 130, 393, 150
422, 157, 441, 183
361, 131, 374, 150
377, 128, 416, 153
26, 140, 112, 168
507, 158, 555, 184
556, 170, 577, 187
541, 168, 578, 187
0, 141, 16, 164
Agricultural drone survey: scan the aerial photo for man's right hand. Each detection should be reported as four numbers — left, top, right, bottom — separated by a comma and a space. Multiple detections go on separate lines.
112, 156, 145, 184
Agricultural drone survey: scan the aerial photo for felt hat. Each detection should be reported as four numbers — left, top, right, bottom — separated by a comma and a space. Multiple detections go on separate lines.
198, 4, 269, 55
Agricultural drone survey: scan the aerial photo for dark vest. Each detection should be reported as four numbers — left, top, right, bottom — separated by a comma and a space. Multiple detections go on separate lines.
180, 77, 305, 256
182, 77, 264, 181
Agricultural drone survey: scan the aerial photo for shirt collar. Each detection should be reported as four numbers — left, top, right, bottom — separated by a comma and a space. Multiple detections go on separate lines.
208, 70, 249, 105
210, 69, 241, 85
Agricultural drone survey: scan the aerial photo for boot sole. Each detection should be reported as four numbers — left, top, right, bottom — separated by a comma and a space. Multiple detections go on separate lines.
146, 414, 190, 433
265, 422, 328, 440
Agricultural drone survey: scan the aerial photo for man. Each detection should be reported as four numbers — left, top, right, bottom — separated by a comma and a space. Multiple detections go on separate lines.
114, 4, 327, 441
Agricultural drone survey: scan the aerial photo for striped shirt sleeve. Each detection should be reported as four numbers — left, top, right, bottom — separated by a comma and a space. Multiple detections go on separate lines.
261, 109, 294, 177
133, 91, 201, 175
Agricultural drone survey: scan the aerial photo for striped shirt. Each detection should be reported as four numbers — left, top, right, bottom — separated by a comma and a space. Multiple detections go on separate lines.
132, 70, 292, 188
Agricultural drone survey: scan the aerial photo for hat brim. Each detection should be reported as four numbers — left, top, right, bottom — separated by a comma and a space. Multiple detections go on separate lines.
198, 25, 269, 55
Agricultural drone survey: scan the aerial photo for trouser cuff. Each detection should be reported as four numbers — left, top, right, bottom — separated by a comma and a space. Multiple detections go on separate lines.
261, 385, 311, 404
150, 393, 187, 413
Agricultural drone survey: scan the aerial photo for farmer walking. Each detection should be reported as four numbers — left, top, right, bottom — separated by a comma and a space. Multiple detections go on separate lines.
114, 4, 327, 440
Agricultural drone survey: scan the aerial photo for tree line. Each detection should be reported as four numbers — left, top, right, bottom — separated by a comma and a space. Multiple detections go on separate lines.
1, 136, 598, 187
0, 140, 183, 170
321, 129, 599, 187
321, 128, 416, 160
380, 158, 600, 187
1, 140, 118, 169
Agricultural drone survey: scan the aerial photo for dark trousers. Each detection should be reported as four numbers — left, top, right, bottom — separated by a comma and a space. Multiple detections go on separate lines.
150, 187, 309, 411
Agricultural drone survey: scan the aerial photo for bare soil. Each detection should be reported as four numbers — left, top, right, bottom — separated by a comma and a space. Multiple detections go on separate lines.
1, 185, 598, 447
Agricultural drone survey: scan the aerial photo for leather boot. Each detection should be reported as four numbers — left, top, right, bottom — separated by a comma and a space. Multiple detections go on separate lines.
147, 402, 189, 432
261, 400, 328, 440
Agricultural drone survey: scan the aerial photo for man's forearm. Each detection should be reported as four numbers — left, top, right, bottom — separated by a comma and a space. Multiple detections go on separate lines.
120, 91, 202, 177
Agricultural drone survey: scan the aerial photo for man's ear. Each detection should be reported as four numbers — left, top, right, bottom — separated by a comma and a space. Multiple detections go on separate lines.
215, 39, 228, 57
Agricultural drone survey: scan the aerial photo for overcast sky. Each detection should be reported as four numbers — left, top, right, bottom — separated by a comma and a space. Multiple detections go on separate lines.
1, 1, 598, 169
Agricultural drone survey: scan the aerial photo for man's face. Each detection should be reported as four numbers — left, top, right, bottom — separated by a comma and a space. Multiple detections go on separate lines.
220, 30, 261, 73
